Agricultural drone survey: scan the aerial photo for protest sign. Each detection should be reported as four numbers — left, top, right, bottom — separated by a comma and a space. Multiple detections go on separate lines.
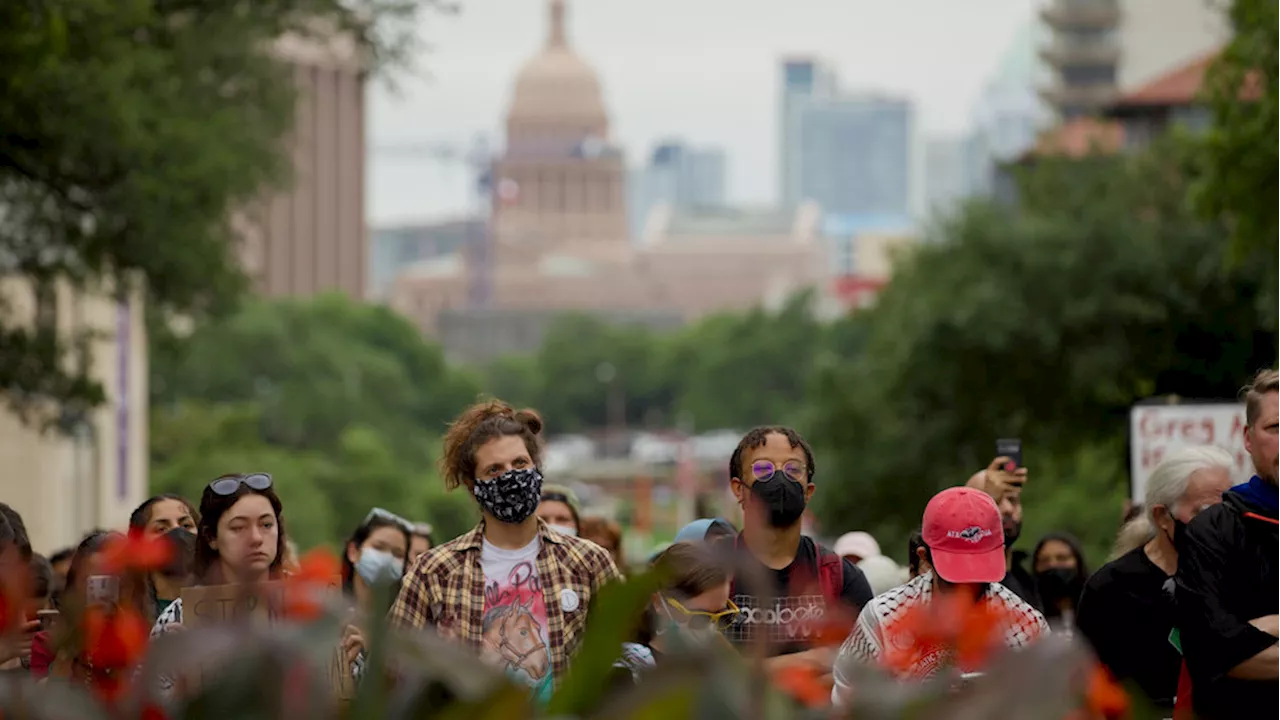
179, 577, 356, 698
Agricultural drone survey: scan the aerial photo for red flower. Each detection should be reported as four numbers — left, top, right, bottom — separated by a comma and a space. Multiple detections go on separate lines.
98, 530, 175, 575
1085, 663, 1130, 719
772, 664, 832, 708
140, 704, 170, 720
282, 548, 340, 621
82, 606, 150, 670
880, 591, 1016, 677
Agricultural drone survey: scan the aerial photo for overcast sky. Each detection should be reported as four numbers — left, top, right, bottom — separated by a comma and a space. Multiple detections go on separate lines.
368, 0, 1036, 225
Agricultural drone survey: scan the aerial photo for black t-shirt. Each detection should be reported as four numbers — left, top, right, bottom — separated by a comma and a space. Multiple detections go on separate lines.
1076, 545, 1179, 709
724, 535, 873, 656
1001, 550, 1043, 613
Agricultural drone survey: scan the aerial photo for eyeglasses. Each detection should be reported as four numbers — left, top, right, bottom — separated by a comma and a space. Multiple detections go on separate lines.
664, 596, 741, 630
209, 473, 273, 496
363, 507, 413, 532
750, 460, 807, 482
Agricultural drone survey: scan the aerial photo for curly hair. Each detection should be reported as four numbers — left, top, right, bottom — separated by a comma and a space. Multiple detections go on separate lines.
440, 399, 545, 490
728, 426, 816, 483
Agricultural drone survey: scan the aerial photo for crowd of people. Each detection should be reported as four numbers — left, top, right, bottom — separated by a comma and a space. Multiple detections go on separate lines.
0, 369, 1275, 718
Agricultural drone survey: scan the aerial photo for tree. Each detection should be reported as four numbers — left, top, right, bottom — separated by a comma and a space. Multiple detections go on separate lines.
1192, 0, 1278, 266
0, 0, 442, 422
806, 138, 1276, 553
152, 293, 478, 459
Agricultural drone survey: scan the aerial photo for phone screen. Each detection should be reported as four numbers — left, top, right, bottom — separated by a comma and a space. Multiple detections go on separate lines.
86, 575, 120, 608
995, 438, 1022, 471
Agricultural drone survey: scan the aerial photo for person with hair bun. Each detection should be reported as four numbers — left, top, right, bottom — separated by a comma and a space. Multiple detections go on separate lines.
389, 399, 621, 702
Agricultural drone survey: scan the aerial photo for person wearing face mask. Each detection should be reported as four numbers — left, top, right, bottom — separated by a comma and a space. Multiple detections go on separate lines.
389, 400, 621, 702
966, 457, 1041, 611
1030, 532, 1088, 636
610, 541, 736, 686
1075, 445, 1233, 712
537, 485, 582, 537
716, 426, 873, 670
342, 509, 412, 613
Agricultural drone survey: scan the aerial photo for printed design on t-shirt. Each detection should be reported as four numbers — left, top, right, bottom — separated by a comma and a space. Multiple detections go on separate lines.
480, 560, 552, 686
726, 592, 828, 645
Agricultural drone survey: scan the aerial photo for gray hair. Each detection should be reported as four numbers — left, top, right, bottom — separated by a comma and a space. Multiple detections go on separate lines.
1145, 445, 1234, 524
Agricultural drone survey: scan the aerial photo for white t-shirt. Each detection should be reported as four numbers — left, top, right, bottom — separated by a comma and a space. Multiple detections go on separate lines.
479, 536, 554, 701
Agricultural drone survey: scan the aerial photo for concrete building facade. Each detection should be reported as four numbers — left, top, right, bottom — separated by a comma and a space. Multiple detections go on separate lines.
238, 32, 368, 300
0, 280, 148, 554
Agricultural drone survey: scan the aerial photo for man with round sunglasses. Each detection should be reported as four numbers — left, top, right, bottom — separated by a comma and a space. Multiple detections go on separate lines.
718, 426, 873, 669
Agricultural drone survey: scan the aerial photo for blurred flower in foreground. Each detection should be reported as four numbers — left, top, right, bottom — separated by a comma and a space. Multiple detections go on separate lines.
98, 530, 175, 575
283, 548, 340, 621
82, 606, 150, 701
881, 591, 1016, 677
1084, 664, 1129, 719
772, 664, 832, 708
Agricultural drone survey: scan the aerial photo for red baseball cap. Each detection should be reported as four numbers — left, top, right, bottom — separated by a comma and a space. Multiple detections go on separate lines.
922, 487, 1006, 584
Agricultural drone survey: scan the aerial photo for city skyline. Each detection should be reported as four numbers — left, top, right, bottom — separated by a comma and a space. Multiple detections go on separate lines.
369, 0, 1035, 225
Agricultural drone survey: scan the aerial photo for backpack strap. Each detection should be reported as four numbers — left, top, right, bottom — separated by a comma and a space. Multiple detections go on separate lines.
814, 542, 845, 603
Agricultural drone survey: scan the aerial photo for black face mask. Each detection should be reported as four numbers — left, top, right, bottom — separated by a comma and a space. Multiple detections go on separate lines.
748, 471, 808, 528
473, 468, 544, 524
1035, 566, 1082, 602
1003, 520, 1022, 548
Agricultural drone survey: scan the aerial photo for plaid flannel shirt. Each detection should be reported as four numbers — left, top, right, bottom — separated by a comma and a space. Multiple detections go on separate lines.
388, 519, 621, 681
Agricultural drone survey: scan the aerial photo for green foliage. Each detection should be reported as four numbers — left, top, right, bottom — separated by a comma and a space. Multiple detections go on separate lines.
1190, 0, 1279, 267
150, 295, 480, 545
0, 0, 446, 421
805, 136, 1276, 559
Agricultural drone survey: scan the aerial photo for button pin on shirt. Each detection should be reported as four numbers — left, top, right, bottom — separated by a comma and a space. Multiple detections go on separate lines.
560, 588, 580, 613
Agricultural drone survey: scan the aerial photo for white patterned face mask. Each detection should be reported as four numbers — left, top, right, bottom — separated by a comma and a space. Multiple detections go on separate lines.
548, 523, 578, 537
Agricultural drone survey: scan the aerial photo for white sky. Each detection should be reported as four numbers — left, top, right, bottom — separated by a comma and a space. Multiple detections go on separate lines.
368, 0, 1037, 225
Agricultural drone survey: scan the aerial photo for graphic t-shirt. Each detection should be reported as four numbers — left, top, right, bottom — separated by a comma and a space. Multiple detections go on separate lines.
724, 535, 874, 656
480, 536, 554, 703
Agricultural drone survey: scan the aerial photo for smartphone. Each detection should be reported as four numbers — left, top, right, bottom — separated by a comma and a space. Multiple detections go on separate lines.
995, 438, 1022, 472
36, 608, 60, 631
86, 575, 120, 608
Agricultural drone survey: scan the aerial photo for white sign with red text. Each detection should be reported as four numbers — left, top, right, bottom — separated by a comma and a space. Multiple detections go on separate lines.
1129, 402, 1252, 503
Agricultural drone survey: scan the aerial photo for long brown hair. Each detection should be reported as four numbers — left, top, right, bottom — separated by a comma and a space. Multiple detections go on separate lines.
193, 478, 287, 583
581, 516, 624, 569
440, 399, 544, 490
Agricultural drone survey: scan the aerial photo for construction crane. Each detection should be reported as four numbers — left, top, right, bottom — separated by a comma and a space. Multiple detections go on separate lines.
369, 133, 494, 307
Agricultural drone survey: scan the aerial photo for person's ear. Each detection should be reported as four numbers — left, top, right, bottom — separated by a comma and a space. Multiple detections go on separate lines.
803, 482, 816, 503
346, 541, 361, 566
730, 477, 749, 505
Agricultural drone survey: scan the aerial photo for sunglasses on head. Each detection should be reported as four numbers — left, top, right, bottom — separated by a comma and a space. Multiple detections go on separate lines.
363, 507, 413, 532
209, 473, 273, 496
664, 596, 740, 630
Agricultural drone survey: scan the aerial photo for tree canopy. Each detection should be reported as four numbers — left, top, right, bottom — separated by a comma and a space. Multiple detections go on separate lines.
0, 0, 441, 422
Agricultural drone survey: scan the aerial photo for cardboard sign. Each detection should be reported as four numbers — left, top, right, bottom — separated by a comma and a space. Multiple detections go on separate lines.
179, 578, 356, 698
1129, 402, 1252, 503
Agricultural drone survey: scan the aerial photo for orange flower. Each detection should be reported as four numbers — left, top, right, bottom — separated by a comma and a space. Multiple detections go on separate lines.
772, 664, 832, 708
880, 592, 1015, 677
82, 606, 150, 669
281, 548, 340, 621
1085, 664, 1130, 719
98, 530, 175, 575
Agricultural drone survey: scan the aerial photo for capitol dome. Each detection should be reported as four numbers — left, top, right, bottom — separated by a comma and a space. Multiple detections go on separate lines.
507, 0, 608, 131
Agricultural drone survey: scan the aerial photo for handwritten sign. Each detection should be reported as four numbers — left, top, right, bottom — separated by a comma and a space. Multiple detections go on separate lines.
1129, 402, 1252, 503
179, 578, 356, 698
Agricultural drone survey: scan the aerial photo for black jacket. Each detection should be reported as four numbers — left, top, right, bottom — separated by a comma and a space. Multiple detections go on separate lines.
1175, 488, 1278, 720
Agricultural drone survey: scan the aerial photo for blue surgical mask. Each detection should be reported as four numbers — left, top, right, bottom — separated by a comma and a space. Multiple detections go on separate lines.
355, 548, 404, 584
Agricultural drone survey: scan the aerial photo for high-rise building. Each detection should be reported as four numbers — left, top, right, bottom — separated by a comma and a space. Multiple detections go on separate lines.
1039, 0, 1229, 121
237, 34, 368, 300
1039, 0, 1122, 119
629, 141, 727, 239
778, 58, 916, 218
795, 94, 916, 218
779, 57, 837, 207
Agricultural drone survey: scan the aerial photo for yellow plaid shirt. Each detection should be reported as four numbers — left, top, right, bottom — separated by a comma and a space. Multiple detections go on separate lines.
388, 519, 621, 680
